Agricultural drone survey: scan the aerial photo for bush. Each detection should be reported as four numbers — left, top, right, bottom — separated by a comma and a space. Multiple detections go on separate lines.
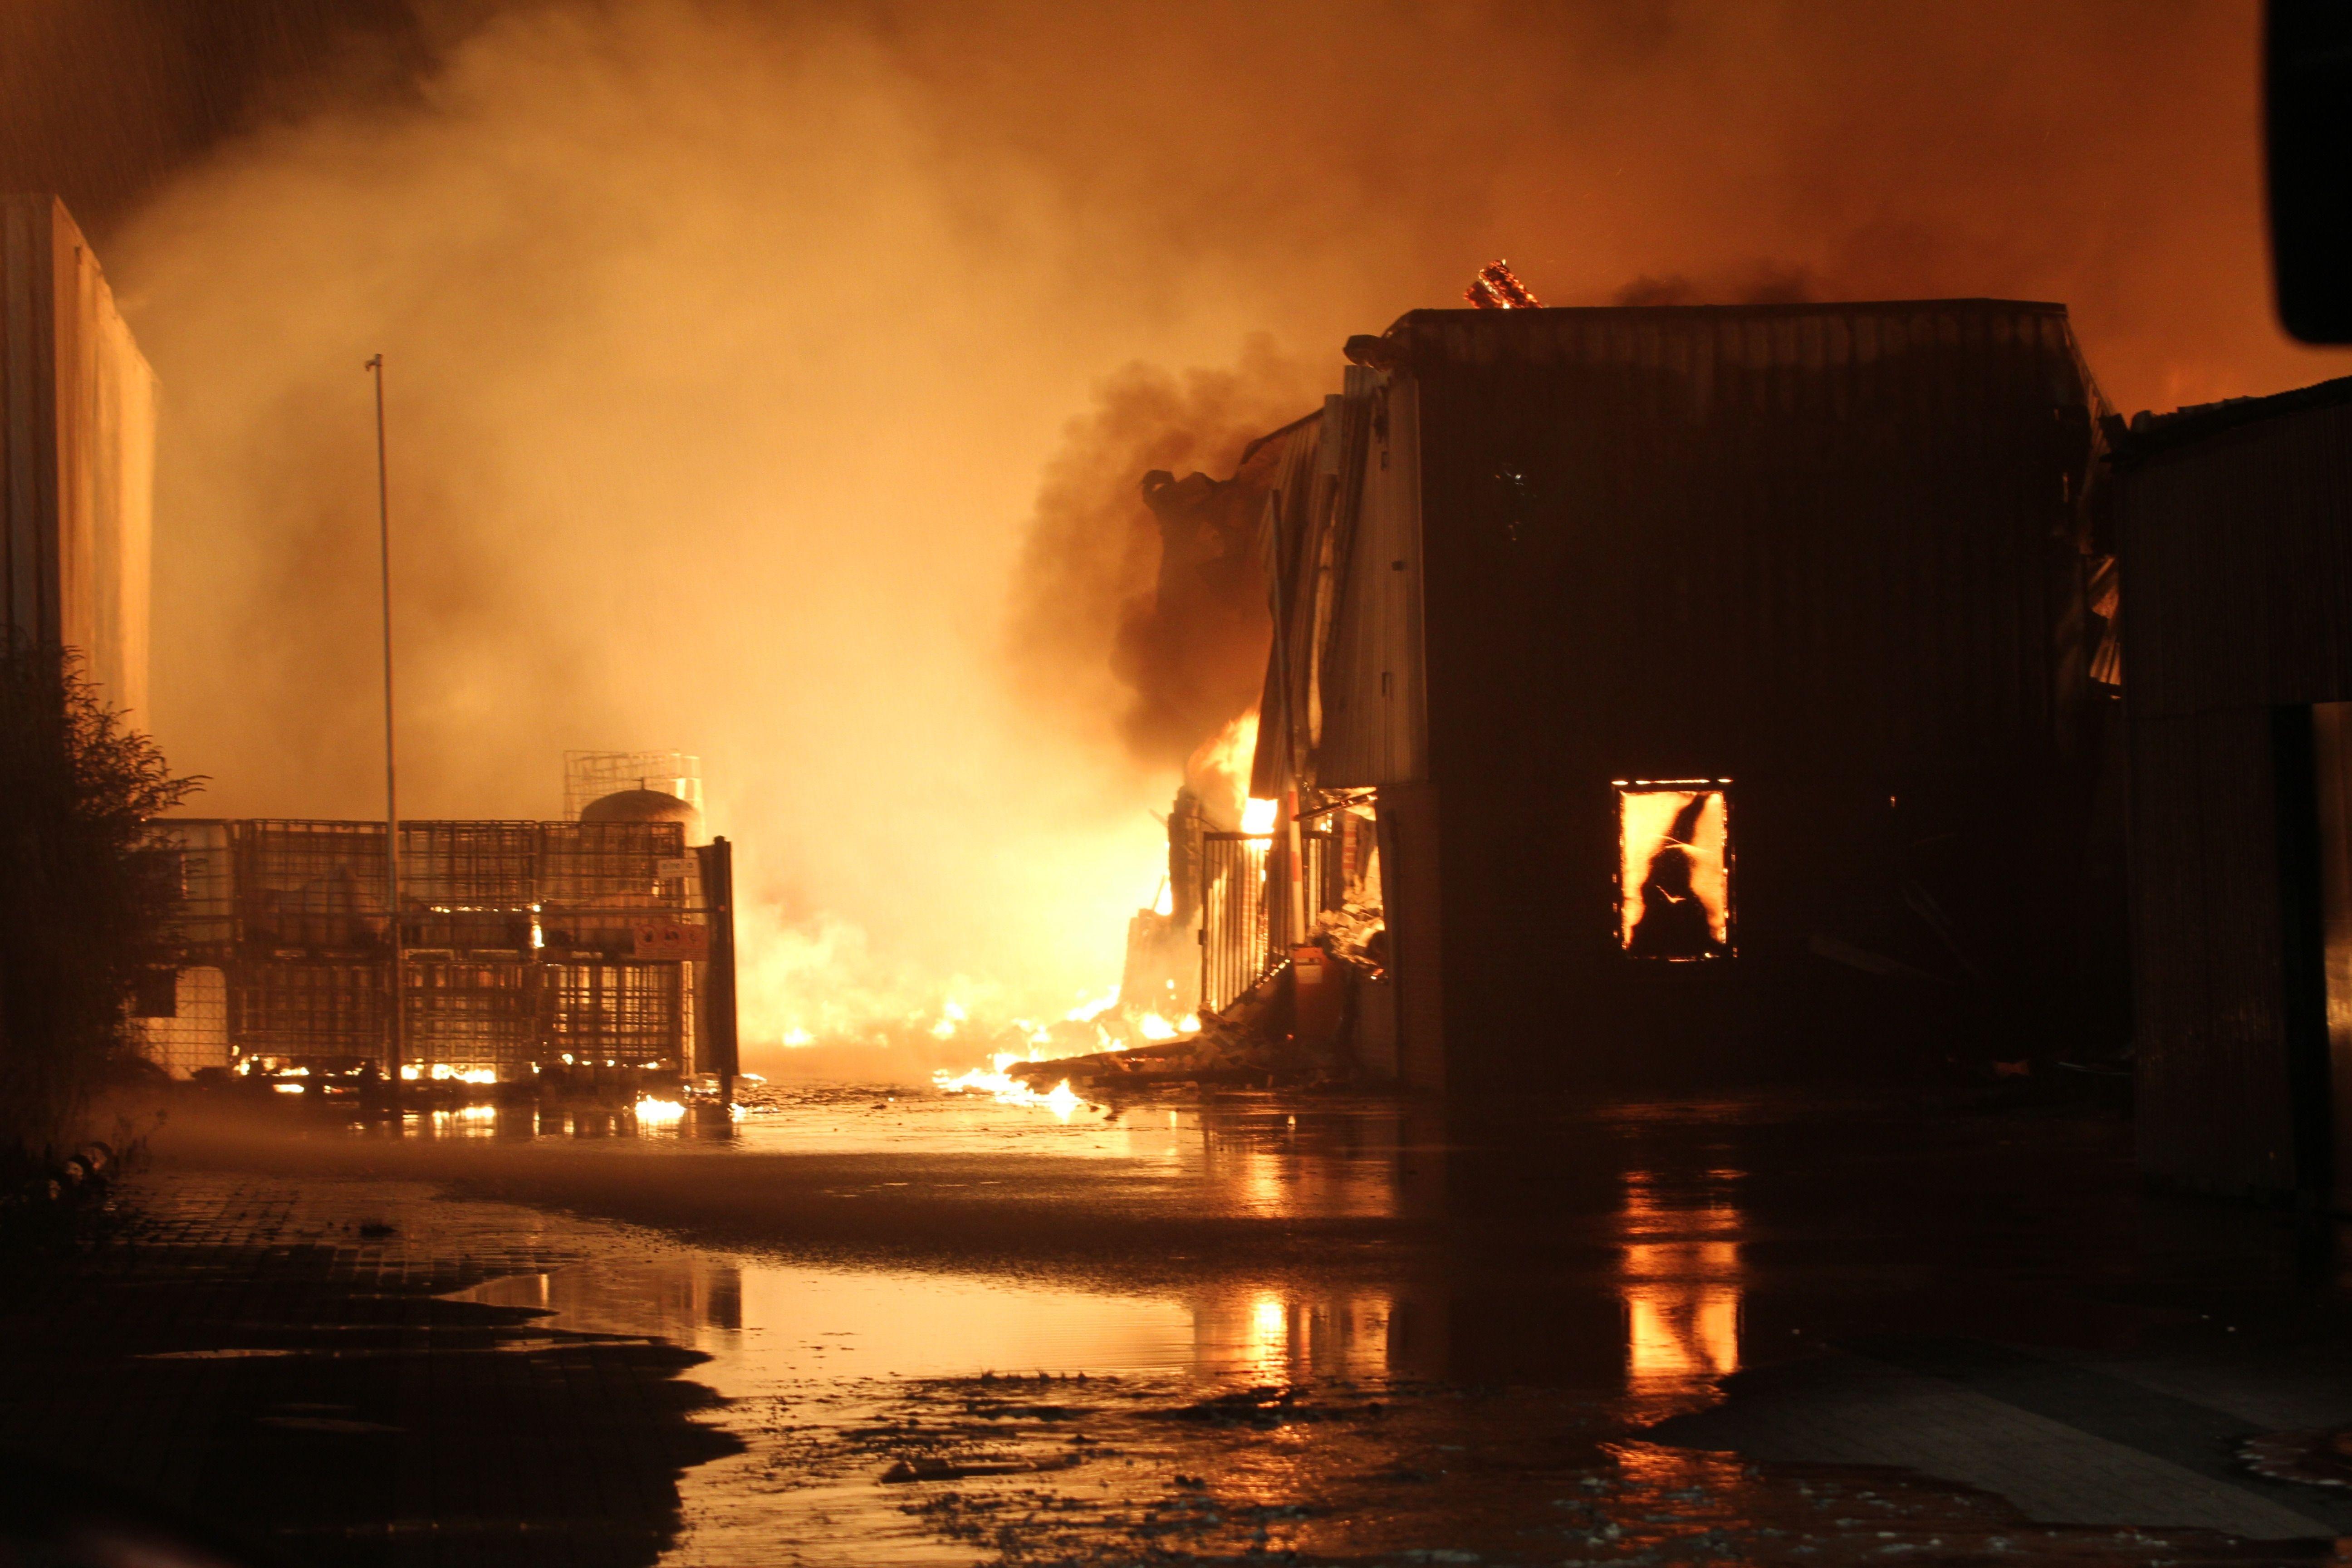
0, 647, 199, 1160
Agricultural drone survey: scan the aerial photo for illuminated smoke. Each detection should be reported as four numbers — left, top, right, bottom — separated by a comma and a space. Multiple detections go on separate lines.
82, 0, 2351, 1065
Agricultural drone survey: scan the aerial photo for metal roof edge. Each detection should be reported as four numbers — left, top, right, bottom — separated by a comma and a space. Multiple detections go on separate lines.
1235, 406, 1324, 470
1377, 297, 2071, 337
2103, 372, 2352, 464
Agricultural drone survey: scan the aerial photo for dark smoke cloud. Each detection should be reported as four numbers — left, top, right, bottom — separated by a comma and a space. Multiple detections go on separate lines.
1004, 337, 1316, 768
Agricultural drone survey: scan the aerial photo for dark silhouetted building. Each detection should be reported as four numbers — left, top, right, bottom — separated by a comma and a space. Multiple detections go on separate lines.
2108, 376, 2352, 1205
1242, 300, 2122, 1093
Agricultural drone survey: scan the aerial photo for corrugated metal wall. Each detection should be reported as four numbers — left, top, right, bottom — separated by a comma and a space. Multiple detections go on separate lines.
1321, 371, 1429, 787
1376, 300, 2113, 1088
0, 195, 154, 717
2114, 383, 2352, 1196
2125, 396, 2352, 718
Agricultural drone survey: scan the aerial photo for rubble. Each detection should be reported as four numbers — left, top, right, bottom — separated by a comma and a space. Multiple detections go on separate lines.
1011, 959, 1310, 1092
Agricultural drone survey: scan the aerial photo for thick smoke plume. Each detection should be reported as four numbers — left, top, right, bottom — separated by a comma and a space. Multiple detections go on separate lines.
1005, 337, 1316, 771
56, 0, 2346, 1068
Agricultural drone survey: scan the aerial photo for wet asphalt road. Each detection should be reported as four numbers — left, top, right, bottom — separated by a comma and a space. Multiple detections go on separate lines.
7, 1083, 2350, 1565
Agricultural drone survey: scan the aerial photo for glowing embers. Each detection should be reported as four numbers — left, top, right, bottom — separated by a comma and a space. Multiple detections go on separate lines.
1463, 258, 1542, 309
399, 1063, 499, 1083
1615, 780, 1733, 960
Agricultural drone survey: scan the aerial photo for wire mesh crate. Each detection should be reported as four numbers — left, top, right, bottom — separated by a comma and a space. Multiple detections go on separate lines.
563, 751, 702, 820
401, 821, 538, 907
134, 965, 231, 1077
147, 820, 236, 954
229, 960, 387, 1058
548, 961, 684, 1066
403, 958, 539, 1078
236, 821, 389, 952
190, 817, 706, 1079
537, 820, 686, 905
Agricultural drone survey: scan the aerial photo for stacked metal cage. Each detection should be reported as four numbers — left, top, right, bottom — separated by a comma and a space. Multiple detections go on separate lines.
142, 818, 703, 1080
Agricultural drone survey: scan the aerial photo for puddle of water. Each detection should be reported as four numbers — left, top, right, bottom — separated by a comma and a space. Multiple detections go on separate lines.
449, 1259, 1401, 1387
704, 1093, 1398, 1174
412, 1128, 1774, 1563
350, 1090, 1435, 1222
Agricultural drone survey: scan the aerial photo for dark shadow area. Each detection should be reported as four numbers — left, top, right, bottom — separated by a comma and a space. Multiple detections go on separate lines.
0, 1224, 740, 1568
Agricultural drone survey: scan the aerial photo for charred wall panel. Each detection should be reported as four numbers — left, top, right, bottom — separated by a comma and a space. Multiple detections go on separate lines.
1383, 301, 2107, 1088
2115, 380, 2352, 1196
2124, 394, 2352, 721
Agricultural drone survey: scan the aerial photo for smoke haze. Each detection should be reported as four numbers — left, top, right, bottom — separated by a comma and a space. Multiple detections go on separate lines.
60, 0, 2346, 1058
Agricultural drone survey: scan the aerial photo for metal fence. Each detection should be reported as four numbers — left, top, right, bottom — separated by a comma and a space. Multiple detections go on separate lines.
1196, 828, 1347, 1014
1199, 832, 1271, 1014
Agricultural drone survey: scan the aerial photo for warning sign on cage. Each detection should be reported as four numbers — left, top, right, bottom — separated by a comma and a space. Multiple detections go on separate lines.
632, 921, 709, 960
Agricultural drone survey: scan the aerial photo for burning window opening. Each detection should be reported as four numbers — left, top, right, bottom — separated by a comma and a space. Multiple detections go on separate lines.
1616, 781, 1733, 960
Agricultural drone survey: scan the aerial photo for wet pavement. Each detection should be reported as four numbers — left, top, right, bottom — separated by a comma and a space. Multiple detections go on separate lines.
4, 1084, 2349, 1564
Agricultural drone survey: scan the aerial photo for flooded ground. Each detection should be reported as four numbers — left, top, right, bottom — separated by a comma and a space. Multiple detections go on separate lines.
15, 1083, 2352, 1565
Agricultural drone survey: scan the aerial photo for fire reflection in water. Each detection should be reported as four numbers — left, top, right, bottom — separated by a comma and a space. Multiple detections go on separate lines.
1195, 1289, 1396, 1382
1617, 1169, 1744, 1413
453, 1257, 1397, 1385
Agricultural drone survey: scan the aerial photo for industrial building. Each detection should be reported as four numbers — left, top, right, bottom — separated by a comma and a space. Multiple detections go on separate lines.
1224, 299, 2125, 1093
2107, 375, 2352, 1205
0, 194, 154, 717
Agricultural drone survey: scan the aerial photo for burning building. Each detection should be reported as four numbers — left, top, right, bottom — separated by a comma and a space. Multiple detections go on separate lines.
0, 195, 154, 717
1218, 298, 2122, 1093
2107, 376, 2352, 1205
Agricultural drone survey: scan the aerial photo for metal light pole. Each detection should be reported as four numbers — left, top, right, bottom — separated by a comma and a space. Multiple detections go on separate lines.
366, 354, 403, 1102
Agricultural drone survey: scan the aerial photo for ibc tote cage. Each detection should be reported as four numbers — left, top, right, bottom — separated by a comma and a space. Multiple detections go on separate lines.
144, 818, 722, 1082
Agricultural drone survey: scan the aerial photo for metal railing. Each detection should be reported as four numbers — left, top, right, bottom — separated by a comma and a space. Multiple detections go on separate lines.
1197, 828, 1344, 1014
1198, 832, 1271, 1014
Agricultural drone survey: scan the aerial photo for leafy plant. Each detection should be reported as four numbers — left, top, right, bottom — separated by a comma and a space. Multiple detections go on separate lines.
0, 646, 200, 1160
